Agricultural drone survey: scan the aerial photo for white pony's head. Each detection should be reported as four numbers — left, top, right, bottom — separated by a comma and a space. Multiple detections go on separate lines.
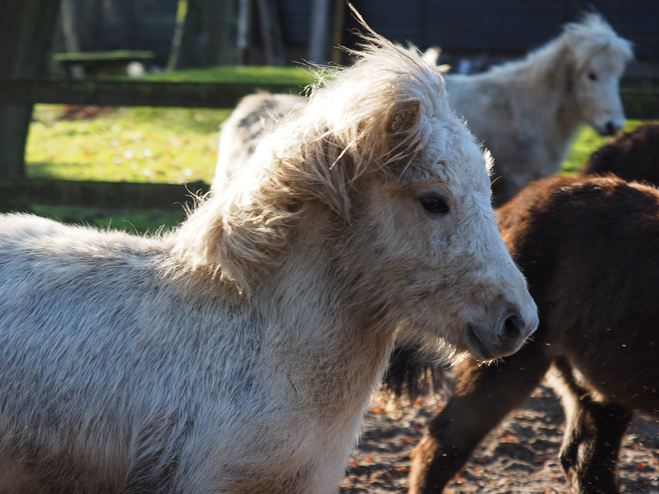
178, 26, 538, 361
565, 14, 633, 135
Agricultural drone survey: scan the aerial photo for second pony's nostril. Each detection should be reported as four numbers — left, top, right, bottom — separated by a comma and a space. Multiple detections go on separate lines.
499, 312, 521, 341
604, 121, 617, 136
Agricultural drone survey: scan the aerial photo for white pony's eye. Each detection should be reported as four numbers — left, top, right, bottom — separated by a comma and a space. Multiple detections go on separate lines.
587, 71, 598, 81
419, 191, 450, 215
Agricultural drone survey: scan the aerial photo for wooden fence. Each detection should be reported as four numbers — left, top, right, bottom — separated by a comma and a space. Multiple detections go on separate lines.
0, 79, 305, 210
0, 79, 657, 211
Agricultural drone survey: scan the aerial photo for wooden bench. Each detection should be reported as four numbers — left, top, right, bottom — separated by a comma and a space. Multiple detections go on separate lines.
52, 50, 156, 78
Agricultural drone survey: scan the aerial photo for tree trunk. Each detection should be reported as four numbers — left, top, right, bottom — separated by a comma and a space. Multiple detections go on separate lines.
0, 0, 63, 178
174, 0, 238, 69
308, 0, 332, 65
60, 0, 85, 78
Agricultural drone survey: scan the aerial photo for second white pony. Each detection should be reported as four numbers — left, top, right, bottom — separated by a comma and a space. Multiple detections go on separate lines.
444, 13, 633, 203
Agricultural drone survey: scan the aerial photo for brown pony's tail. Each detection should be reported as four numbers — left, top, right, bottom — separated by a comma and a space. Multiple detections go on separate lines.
382, 345, 449, 400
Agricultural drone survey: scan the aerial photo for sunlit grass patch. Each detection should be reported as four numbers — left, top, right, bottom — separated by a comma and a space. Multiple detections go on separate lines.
145, 65, 316, 85
26, 105, 232, 183
561, 119, 654, 175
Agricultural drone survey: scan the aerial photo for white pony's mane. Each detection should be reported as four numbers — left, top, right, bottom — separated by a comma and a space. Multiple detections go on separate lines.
486, 13, 633, 77
301, 35, 449, 176
563, 13, 633, 66
174, 33, 451, 294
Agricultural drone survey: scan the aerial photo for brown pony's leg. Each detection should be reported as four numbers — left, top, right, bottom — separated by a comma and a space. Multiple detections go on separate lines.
408, 341, 551, 494
553, 358, 633, 494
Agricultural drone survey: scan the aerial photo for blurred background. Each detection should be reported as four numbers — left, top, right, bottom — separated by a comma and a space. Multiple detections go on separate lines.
43, 0, 659, 76
1, 0, 658, 232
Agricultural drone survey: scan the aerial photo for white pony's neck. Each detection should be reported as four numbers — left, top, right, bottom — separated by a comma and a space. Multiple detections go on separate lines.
255, 216, 398, 415
247, 220, 396, 487
490, 33, 582, 132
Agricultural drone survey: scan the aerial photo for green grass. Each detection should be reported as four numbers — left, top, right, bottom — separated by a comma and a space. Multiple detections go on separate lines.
26, 105, 231, 184
25, 65, 319, 185
145, 65, 316, 84
562, 119, 655, 175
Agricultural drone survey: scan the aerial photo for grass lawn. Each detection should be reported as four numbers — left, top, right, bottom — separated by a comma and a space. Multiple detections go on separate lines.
26, 105, 230, 184
25, 65, 317, 185
144, 65, 315, 84
562, 119, 652, 175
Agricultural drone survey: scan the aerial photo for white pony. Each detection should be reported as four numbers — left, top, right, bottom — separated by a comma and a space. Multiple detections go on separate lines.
0, 32, 538, 494
444, 13, 633, 203
215, 92, 306, 185
215, 15, 633, 204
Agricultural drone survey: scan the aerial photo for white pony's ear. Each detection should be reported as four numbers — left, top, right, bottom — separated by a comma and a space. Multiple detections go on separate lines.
423, 46, 442, 67
483, 149, 495, 175
294, 97, 425, 218
353, 96, 428, 180
385, 99, 424, 159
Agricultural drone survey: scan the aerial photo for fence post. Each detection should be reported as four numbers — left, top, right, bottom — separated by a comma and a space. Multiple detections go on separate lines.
308, 0, 332, 65
174, 0, 238, 68
0, 0, 62, 177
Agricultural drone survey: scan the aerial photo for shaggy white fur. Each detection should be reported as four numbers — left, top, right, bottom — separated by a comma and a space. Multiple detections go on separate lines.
215, 93, 305, 187
0, 30, 537, 494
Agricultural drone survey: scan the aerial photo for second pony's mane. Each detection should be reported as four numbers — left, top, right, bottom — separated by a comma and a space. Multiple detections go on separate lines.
484, 14, 633, 82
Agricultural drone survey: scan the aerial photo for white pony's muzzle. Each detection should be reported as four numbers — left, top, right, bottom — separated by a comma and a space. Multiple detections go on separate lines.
466, 305, 538, 360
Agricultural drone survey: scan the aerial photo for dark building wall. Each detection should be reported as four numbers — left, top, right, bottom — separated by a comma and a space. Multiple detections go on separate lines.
279, 0, 659, 62
278, 0, 312, 46
61, 0, 659, 68
64, 0, 178, 66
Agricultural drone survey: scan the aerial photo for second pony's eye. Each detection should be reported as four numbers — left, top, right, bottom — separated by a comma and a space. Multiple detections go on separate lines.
588, 71, 598, 81
419, 191, 450, 215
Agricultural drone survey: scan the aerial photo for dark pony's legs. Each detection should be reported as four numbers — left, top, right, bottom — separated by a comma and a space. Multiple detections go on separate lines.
552, 358, 633, 494
408, 341, 552, 494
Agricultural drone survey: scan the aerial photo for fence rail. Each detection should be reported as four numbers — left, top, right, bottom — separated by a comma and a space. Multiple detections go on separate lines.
0, 80, 657, 210
0, 79, 306, 108
0, 179, 209, 210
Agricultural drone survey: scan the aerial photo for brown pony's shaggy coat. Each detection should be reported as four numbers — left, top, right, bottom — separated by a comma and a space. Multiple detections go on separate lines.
0, 30, 537, 494
406, 174, 659, 494
581, 122, 659, 186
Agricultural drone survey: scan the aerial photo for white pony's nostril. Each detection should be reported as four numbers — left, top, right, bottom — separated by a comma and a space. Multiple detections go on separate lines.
502, 314, 520, 340
498, 310, 522, 342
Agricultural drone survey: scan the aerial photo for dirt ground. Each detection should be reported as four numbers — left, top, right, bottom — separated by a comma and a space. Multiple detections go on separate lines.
340, 380, 659, 494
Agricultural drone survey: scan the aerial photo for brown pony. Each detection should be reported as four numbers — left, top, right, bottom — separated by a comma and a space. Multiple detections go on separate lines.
581, 122, 659, 186
404, 174, 659, 494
